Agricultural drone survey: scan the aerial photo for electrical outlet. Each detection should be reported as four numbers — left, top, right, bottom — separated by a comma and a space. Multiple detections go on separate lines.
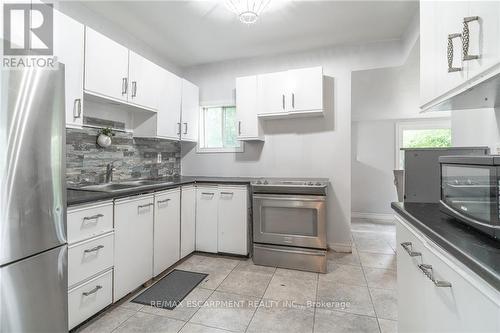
157, 153, 162, 163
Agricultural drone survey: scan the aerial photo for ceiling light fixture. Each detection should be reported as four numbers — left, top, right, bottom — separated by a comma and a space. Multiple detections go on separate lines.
226, 0, 271, 24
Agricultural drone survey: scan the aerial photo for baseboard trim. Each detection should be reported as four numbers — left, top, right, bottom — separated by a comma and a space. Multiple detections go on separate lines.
328, 242, 352, 253
352, 212, 395, 223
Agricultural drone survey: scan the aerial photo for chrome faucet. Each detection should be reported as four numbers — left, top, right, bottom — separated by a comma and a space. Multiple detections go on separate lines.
105, 161, 117, 183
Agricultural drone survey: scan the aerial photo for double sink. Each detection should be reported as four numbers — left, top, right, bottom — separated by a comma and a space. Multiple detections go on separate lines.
71, 179, 175, 193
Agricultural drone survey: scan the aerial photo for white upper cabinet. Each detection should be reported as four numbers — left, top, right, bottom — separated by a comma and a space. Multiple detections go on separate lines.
257, 70, 288, 115
257, 66, 324, 117
84, 27, 129, 102
420, 1, 500, 110
236, 75, 263, 140
466, 2, 500, 82
286, 66, 323, 113
157, 70, 182, 139
53, 9, 84, 128
181, 79, 199, 142
128, 51, 162, 110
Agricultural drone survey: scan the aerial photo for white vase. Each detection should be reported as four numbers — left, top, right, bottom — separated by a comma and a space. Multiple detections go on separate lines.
97, 134, 112, 148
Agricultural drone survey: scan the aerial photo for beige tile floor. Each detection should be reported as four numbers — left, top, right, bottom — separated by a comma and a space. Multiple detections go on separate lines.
75, 219, 397, 333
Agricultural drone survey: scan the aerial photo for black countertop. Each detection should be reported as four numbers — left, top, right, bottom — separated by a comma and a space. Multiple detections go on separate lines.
392, 202, 500, 291
67, 176, 259, 206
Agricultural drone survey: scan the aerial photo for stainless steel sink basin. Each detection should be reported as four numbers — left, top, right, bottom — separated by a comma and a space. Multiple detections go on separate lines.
71, 180, 175, 193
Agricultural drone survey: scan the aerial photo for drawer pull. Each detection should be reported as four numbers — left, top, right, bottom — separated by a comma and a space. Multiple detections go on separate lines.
400, 242, 422, 257
82, 285, 102, 296
138, 203, 154, 209
84, 245, 104, 253
418, 264, 452, 288
83, 214, 104, 221
157, 199, 171, 204
201, 192, 215, 196
220, 192, 234, 195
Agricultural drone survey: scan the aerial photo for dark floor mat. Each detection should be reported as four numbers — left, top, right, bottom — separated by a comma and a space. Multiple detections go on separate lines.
131, 269, 208, 310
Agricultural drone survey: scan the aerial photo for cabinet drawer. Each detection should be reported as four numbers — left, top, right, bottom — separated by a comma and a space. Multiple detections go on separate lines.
68, 269, 112, 330
68, 202, 113, 243
68, 232, 114, 287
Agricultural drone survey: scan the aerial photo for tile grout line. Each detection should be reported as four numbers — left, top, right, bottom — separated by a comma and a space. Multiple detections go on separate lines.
311, 271, 320, 333
243, 265, 276, 333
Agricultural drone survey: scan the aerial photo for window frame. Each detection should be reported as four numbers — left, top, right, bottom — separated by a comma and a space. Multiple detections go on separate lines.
395, 118, 451, 169
197, 104, 244, 154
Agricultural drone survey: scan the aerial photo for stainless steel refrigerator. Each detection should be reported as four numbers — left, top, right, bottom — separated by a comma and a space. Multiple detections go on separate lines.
0, 65, 68, 332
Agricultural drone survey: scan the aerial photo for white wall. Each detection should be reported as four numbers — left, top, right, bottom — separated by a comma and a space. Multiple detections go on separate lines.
181, 38, 417, 250
452, 108, 500, 152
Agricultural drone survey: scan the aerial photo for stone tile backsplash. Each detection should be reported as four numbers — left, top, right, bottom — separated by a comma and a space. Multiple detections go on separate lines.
66, 127, 181, 184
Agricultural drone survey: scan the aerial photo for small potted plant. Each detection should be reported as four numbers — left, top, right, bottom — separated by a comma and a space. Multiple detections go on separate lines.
97, 127, 115, 148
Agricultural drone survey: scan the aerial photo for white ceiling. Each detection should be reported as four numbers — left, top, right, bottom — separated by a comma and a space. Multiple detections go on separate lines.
79, 1, 419, 68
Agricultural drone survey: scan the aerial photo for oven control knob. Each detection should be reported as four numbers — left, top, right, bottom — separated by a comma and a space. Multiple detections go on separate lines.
315, 182, 322, 186
263, 180, 269, 185
255, 180, 262, 184
308, 182, 314, 186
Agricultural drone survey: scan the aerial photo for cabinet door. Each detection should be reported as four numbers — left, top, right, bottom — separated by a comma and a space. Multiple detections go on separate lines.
154, 190, 180, 277
419, 0, 438, 106
236, 75, 263, 140
114, 195, 154, 300
257, 71, 287, 115
217, 186, 248, 255
157, 70, 182, 140
396, 217, 429, 333
128, 51, 161, 110
195, 186, 218, 253
434, 1, 469, 98
84, 27, 129, 102
181, 79, 199, 142
181, 185, 196, 258
53, 9, 84, 128
286, 67, 323, 112
466, 2, 500, 81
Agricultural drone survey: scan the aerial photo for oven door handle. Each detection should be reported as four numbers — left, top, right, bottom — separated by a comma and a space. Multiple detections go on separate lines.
253, 194, 325, 202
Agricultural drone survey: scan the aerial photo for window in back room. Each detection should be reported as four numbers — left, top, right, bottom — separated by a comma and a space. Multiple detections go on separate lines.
396, 119, 452, 169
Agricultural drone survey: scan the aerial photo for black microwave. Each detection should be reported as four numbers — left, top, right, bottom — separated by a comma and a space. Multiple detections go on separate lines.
439, 155, 500, 240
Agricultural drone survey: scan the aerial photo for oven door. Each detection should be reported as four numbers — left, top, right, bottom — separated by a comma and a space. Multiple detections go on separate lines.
253, 194, 326, 249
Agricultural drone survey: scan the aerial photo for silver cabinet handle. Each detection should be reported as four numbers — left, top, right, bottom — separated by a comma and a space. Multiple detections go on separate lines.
84, 245, 104, 253
418, 264, 452, 288
400, 242, 422, 257
157, 198, 171, 204
122, 77, 128, 95
177, 122, 181, 135
131, 81, 137, 97
83, 214, 104, 221
73, 98, 82, 119
138, 203, 154, 209
462, 16, 479, 61
238, 121, 241, 135
201, 192, 215, 197
292, 93, 295, 108
183, 122, 188, 134
282, 94, 285, 110
82, 285, 102, 296
220, 192, 234, 196
447, 33, 462, 73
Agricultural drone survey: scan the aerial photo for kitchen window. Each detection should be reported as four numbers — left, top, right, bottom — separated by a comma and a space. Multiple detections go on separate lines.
198, 105, 244, 153
396, 119, 452, 169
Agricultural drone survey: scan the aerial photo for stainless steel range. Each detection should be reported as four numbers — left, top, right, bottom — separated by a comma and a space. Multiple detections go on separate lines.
251, 178, 328, 273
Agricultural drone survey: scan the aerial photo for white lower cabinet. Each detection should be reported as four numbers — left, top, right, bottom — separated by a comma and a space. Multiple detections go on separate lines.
181, 185, 196, 258
68, 269, 113, 330
396, 215, 500, 333
154, 189, 181, 276
114, 195, 154, 300
195, 186, 219, 253
217, 186, 248, 255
